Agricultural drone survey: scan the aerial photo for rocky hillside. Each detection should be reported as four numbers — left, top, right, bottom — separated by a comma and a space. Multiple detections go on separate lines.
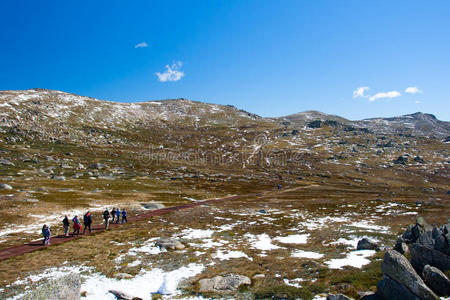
1, 89, 449, 147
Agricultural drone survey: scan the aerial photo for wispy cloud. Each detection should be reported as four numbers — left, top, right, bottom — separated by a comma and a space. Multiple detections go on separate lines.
155, 61, 184, 82
353, 87, 369, 98
415, 100, 421, 104
369, 91, 401, 102
135, 42, 148, 48
405, 86, 421, 94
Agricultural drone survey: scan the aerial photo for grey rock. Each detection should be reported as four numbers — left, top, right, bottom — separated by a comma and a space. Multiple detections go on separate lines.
382, 250, 438, 299
141, 202, 165, 210
393, 156, 407, 165
359, 291, 376, 300
394, 237, 409, 254
52, 175, 66, 181
108, 289, 141, 300
199, 274, 251, 294
416, 216, 426, 227
423, 264, 450, 296
155, 238, 185, 250
410, 242, 450, 273
0, 183, 13, 190
19, 275, 81, 300
115, 273, 133, 280
357, 238, 379, 250
327, 294, 354, 300
89, 163, 108, 169
432, 226, 450, 256
376, 275, 420, 300
98, 174, 114, 180
0, 158, 14, 166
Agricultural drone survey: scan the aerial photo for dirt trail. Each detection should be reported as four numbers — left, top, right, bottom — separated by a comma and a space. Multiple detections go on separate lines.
0, 193, 265, 261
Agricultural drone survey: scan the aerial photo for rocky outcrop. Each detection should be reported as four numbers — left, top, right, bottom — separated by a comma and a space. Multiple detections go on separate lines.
19, 275, 81, 300
422, 264, 450, 296
199, 274, 251, 294
378, 250, 437, 300
155, 238, 185, 250
409, 223, 450, 273
357, 238, 378, 250
376, 218, 450, 299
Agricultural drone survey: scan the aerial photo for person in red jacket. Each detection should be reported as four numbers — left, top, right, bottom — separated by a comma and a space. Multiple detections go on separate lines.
72, 215, 81, 235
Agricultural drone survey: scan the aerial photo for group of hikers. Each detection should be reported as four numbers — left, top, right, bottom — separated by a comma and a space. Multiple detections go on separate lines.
41, 208, 128, 245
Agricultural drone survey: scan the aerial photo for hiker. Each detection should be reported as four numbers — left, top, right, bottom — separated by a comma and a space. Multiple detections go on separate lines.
103, 208, 110, 229
72, 215, 81, 235
111, 207, 116, 223
121, 208, 127, 224
115, 208, 120, 224
277, 184, 282, 190
42, 224, 51, 245
83, 211, 92, 234
62, 215, 69, 236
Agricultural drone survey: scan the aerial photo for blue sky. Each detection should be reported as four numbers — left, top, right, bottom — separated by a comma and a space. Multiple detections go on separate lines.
1, 1, 449, 120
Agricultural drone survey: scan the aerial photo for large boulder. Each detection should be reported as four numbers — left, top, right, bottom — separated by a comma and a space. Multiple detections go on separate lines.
422, 264, 450, 296
155, 238, 185, 250
410, 240, 450, 273
199, 274, 251, 294
357, 238, 379, 250
377, 275, 420, 300
380, 250, 437, 300
19, 275, 81, 300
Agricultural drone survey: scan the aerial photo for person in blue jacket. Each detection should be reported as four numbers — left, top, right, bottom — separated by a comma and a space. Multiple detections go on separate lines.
116, 208, 120, 224
121, 209, 127, 224
42, 224, 51, 245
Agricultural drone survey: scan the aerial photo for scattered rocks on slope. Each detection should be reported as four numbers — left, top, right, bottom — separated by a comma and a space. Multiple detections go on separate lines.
155, 238, 185, 250
199, 274, 251, 294
423, 264, 450, 296
377, 250, 438, 300
0, 183, 13, 190
356, 238, 379, 250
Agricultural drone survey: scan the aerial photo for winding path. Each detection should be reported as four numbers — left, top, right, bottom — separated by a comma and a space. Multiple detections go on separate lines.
0, 193, 261, 261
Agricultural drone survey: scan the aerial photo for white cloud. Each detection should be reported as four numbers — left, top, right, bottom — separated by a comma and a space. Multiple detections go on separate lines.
135, 42, 148, 48
415, 100, 421, 104
405, 86, 421, 94
369, 91, 401, 101
353, 87, 369, 98
155, 61, 184, 82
